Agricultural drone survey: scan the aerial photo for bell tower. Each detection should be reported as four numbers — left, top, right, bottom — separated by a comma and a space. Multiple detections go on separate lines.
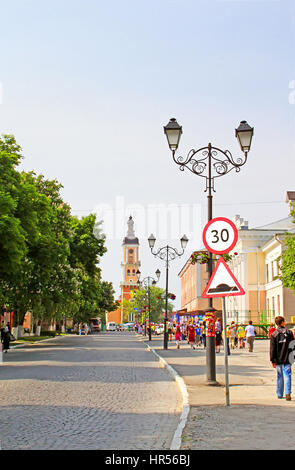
106, 216, 141, 326
120, 216, 140, 319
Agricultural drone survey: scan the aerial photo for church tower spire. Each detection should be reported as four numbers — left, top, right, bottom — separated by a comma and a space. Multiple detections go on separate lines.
120, 216, 140, 321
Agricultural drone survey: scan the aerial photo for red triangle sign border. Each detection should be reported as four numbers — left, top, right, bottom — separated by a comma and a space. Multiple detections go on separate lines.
202, 257, 245, 298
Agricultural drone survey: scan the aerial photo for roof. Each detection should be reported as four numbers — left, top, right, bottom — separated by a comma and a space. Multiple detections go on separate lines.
253, 216, 294, 231
286, 191, 295, 202
123, 237, 139, 245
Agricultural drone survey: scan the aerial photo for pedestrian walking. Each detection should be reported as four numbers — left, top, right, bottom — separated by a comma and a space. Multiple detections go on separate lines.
195, 324, 202, 347
215, 318, 222, 353
200, 322, 206, 349
188, 324, 196, 350
181, 324, 186, 341
245, 320, 256, 352
234, 322, 239, 348
229, 322, 237, 350
175, 325, 181, 349
237, 323, 245, 348
1, 323, 11, 353
270, 316, 295, 401
222, 325, 231, 356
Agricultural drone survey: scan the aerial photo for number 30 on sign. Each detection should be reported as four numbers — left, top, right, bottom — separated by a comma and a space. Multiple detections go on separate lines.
202, 217, 238, 255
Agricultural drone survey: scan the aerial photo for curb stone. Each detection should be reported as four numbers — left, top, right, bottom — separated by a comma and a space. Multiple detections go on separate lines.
10, 334, 67, 349
144, 342, 190, 451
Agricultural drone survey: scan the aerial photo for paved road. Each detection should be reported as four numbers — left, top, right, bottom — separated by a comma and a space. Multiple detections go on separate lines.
0, 333, 181, 450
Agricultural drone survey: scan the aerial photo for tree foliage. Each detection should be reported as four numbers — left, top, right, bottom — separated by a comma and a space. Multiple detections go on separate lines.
123, 286, 174, 324
0, 135, 117, 327
279, 203, 295, 291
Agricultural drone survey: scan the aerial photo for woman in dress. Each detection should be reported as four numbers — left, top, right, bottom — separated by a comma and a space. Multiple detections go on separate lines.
188, 323, 196, 350
175, 325, 181, 349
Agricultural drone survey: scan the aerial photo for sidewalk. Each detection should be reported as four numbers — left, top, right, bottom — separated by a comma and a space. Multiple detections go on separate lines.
144, 336, 295, 450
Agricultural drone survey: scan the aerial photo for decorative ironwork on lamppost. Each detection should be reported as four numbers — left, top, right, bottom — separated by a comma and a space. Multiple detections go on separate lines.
137, 269, 161, 341
163, 117, 254, 384
148, 234, 188, 350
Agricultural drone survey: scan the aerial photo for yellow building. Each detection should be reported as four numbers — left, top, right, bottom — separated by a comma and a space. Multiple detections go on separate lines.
226, 210, 295, 324
179, 192, 295, 325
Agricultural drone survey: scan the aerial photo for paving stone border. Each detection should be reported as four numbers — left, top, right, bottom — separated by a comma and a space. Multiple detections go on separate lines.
144, 342, 190, 450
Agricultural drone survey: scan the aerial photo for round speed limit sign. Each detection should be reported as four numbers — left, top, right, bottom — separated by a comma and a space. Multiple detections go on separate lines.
202, 217, 238, 255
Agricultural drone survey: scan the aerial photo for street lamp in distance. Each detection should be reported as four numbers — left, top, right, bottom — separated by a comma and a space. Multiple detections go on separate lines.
148, 234, 188, 350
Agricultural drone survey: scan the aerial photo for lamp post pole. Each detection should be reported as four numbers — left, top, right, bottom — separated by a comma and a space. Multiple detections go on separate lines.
137, 270, 161, 341
163, 118, 254, 383
148, 235, 188, 350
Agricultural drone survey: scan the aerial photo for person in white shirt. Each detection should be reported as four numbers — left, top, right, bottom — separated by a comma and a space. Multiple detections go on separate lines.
245, 320, 256, 352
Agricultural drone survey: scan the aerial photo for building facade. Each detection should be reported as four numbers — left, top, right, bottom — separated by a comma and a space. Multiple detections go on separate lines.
226, 212, 295, 324
178, 251, 222, 315
178, 193, 295, 325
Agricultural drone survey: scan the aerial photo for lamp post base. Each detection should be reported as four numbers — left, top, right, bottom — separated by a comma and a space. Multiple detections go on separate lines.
205, 380, 220, 386
163, 331, 168, 350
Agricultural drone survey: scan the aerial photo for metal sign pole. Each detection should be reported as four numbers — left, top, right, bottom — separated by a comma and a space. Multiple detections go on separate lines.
222, 297, 230, 406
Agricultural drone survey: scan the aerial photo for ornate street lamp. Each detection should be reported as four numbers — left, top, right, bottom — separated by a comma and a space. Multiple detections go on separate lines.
148, 234, 156, 249
164, 117, 254, 384
138, 270, 161, 341
148, 235, 188, 350
163, 118, 182, 152
235, 120, 254, 154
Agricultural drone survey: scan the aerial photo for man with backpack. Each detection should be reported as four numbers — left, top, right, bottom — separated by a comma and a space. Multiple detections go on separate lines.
270, 316, 295, 401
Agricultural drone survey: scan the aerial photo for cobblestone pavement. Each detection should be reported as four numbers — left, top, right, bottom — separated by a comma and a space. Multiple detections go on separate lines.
149, 338, 295, 450
0, 333, 181, 450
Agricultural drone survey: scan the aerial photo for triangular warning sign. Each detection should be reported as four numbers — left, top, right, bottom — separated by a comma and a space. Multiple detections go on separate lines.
202, 257, 245, 298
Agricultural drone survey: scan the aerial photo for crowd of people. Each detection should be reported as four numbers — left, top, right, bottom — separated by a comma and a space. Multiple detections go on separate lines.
171, 319, 260, 353
135, 318, 259, 353
137, 315, 295, 400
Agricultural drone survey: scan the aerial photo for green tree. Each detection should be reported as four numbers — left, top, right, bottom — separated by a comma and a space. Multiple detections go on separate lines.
0, 135, 27, 278
279, 202, 295, 291
0, 135, 117, 329
127, 286, 174, 324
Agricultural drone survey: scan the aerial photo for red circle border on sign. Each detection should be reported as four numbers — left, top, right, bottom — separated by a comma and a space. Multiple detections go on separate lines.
202, 217, 238, 255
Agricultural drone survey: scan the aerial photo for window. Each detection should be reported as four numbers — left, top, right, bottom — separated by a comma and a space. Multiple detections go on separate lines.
266, 264, 269, 283
271, 262, 274, 281
277, 295, 280, 315
272, 296, 275, 314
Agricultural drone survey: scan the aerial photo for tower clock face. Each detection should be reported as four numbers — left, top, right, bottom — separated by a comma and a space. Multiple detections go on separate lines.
129, 249, 134, 254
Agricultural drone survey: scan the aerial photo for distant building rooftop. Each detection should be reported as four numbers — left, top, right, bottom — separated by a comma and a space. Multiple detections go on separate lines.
286, 191, 295, 202
253, 216, 294, 231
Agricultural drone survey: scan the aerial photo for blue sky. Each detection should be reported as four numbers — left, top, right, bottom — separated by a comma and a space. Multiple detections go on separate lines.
0, 0, 294, 305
